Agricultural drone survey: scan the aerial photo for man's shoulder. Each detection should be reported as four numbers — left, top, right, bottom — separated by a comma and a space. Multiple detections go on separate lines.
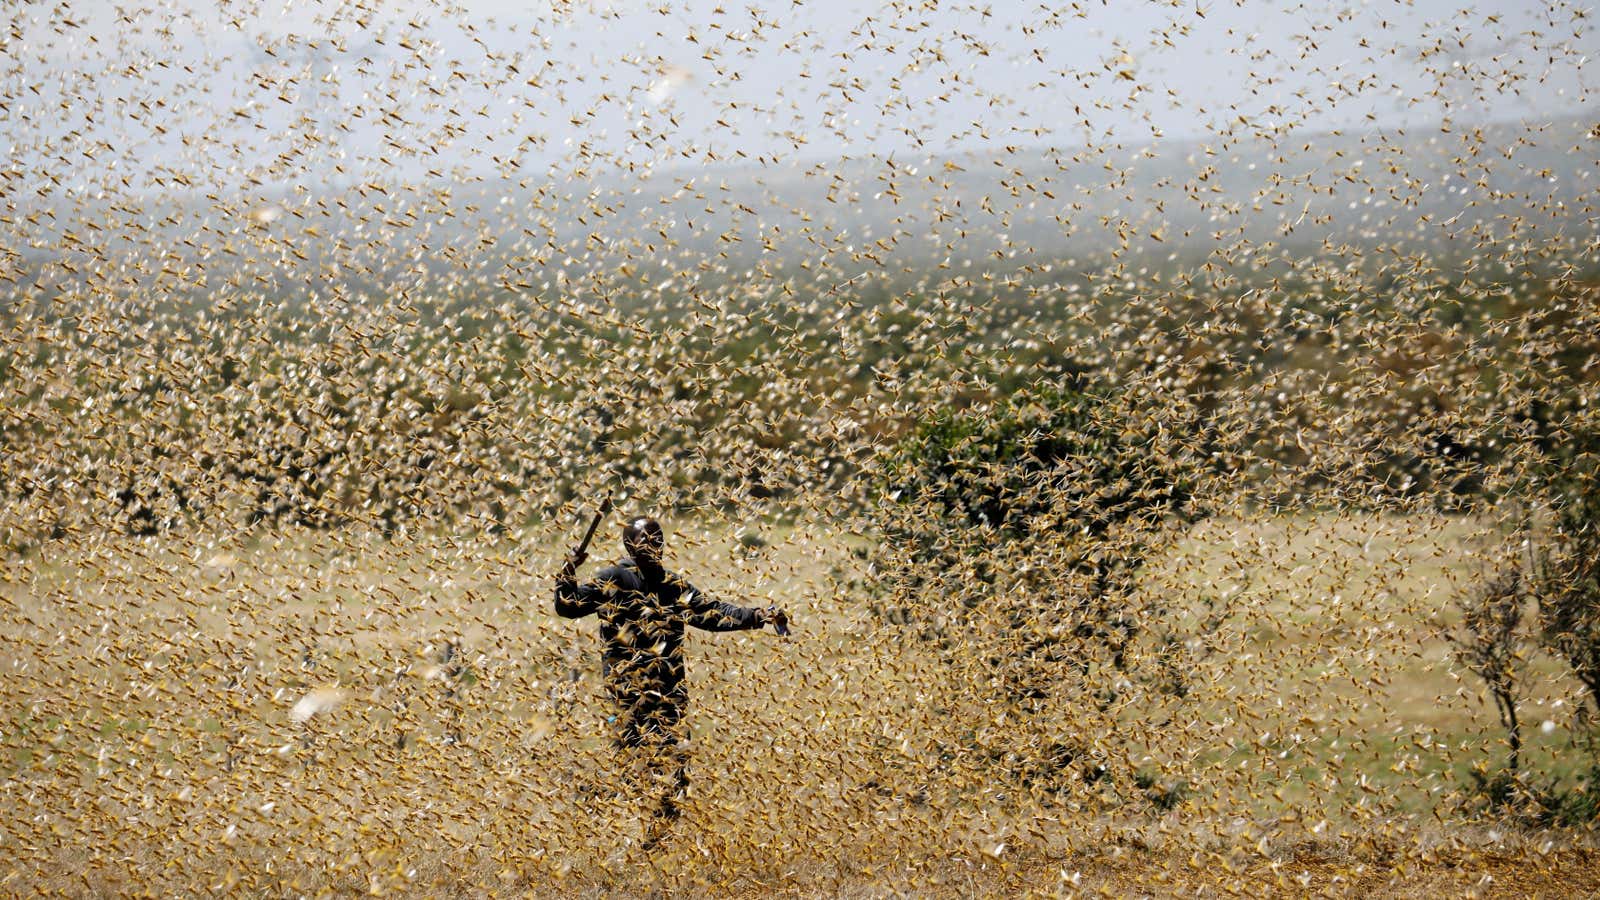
593, 559, 693, 594
594, 560, 645, 588
661, 571, 697, 595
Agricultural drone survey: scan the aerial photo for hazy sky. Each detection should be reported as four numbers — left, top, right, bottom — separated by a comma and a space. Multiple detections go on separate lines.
6, 0, 1596, 195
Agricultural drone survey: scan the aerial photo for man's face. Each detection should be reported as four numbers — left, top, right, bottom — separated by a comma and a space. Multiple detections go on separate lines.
625, 518, 664, 564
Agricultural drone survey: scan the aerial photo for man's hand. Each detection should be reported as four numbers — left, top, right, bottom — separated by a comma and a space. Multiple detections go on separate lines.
762, 606, 790, 636
559, 548, 587, 583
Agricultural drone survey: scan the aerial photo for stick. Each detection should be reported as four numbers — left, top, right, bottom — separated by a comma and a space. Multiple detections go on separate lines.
572, 491, 614, 562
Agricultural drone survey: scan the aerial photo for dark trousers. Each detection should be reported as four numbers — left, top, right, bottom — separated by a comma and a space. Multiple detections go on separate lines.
612, 689, 690, 837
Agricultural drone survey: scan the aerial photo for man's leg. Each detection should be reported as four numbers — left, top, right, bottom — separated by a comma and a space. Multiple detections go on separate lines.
654, 696, 688, 789
611, 694, 681, 796
637, 694, 689, 848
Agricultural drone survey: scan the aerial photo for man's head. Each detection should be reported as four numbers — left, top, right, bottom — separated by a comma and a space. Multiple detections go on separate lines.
623, 516, 664, 565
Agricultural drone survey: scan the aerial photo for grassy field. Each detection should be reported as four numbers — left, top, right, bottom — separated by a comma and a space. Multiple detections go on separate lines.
1, 509, 1595, 896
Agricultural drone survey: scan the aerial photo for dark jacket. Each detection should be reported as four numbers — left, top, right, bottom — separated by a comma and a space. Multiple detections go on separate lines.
555, 557, 764, 706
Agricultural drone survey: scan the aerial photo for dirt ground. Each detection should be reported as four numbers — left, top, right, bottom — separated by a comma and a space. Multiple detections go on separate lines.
4, 513, 1598, 898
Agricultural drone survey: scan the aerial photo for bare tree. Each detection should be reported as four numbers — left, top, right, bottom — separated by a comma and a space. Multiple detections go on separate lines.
1450, 556, 1530, 775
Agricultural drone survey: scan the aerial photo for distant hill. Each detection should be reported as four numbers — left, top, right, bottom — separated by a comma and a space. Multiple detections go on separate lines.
11, 113, 1595, 314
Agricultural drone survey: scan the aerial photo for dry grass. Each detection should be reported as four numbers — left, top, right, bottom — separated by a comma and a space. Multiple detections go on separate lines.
1, 511, 1594, 896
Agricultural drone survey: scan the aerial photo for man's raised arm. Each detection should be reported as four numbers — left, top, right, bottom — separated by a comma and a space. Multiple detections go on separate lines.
554, 564, 606, 618
555, 493, 615, 619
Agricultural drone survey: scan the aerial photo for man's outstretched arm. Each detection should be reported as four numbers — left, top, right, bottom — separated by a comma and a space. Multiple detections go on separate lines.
682, 583, 779, 632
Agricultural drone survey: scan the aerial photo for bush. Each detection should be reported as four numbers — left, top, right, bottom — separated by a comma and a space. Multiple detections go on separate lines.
1529, 406, 1600, 718
879, 379, 1203, 542
1445, 397, 1600, 815
866, 377, 1221, 792
1536, 491, 1600, 713
1465, 764, 1600, 827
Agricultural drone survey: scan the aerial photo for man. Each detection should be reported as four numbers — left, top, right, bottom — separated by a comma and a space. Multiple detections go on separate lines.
554, 515, 788, 837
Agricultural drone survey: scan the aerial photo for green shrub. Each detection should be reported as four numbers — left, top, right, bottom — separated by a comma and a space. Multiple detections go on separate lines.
1529, 405, 1600, 720
1465, 764, 1600, 827
865, 377, 1221, 792
879, 380, 1202, 541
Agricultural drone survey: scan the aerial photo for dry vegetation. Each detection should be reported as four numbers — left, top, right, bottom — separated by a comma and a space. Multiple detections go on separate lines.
3, 513, 1598, 896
